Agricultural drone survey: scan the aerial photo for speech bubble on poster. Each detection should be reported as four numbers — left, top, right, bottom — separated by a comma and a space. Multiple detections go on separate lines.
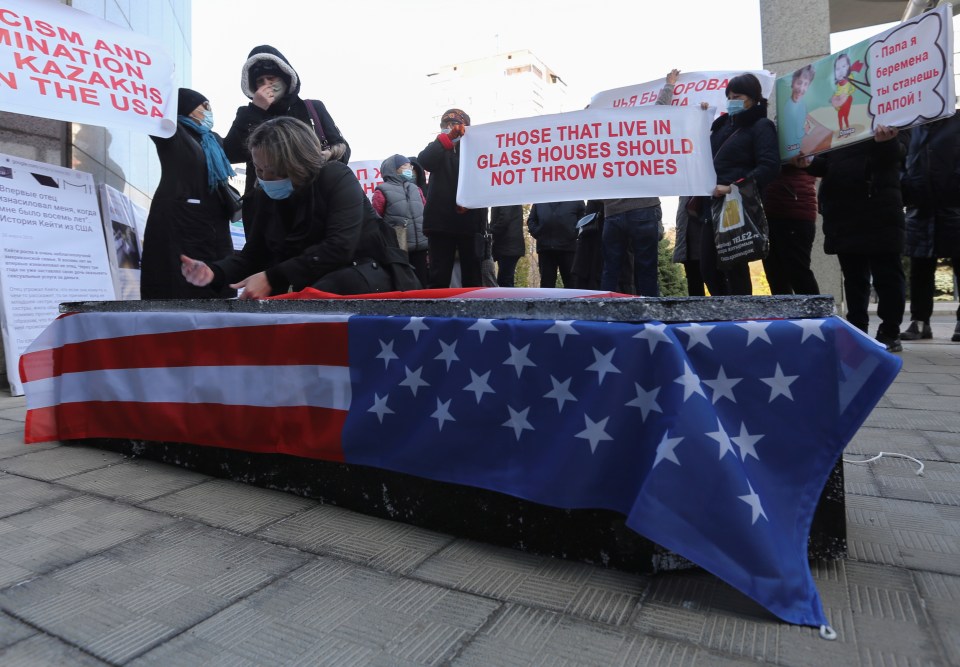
867, 8, 950, 127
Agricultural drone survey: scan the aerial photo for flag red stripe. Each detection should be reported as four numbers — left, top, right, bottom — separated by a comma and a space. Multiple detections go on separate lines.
24, 401, 347, 460
21, 322, 349, 382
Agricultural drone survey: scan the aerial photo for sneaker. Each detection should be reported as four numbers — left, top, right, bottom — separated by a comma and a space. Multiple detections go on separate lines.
900, 320, 932, 340
952, 321, 960, 343
876, 332, 903, 353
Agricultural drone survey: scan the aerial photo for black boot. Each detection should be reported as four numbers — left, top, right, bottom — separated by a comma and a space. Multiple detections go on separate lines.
952, 321, 960, 343
876, 331, 903, 353
900, 320, 932, 340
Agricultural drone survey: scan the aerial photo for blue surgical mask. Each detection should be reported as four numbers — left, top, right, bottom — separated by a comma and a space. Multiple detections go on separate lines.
726, 99, 746, 115
200, 110, 214, 130
258, 177, 294, 200
441, 127, 452, 135
400, 169, 414, 181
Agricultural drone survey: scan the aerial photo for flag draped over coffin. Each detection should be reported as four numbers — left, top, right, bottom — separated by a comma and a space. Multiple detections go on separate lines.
19, 301, 900, 627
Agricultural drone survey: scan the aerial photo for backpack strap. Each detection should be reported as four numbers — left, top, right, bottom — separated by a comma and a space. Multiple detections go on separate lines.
304, 100, 328, 146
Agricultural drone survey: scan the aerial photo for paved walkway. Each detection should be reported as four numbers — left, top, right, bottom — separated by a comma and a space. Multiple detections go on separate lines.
0, 313, 957, 666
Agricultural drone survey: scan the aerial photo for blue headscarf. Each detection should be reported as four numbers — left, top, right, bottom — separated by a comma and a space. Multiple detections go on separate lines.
177, 115, 236, 192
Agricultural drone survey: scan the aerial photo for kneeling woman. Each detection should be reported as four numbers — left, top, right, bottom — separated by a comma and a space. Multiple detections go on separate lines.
181, 117, 402, 297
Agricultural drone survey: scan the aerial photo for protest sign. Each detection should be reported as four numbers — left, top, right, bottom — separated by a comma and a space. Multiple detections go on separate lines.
349, 159, 384, 200
0, 152, 115, 395
775, 4, 955, 159
591, 71, 776, 116
97, 184, 141, 300
455, 106, 716, 208
0, 0, 177, 137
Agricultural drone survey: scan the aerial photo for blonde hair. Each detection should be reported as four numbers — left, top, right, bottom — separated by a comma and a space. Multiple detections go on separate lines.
247, 116, 325, 186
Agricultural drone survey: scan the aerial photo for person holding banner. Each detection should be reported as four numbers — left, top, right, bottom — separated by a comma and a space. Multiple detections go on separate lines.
224, 45, 350, 203
181, 118, 413, 298
418, 108, 488, 288
803, 125, 907, 352
140, 88, 237, 300
698, 73, 780, 296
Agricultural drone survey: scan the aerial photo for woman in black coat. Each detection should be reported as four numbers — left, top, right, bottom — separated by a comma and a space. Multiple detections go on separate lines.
804, 126, 907, 350
181, 118, 402, 298
140, 88, 237, 299
699, 73, 780, 295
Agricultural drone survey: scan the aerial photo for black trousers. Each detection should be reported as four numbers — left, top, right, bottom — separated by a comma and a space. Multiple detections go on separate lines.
908, 256, 960, 321
763, 219, 821, 295
538, 249, 575, 288
700, 215, 752, 295
427, 233, 482, 288
837, 252, 905, 338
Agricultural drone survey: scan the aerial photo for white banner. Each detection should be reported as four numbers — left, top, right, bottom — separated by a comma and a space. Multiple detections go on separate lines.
590, 70, 776, 117
0, 152, 115, 394
455, 107, 716, 208
97, 184, 141, 300
0, 0, 176, 137
349, 159, 383, 200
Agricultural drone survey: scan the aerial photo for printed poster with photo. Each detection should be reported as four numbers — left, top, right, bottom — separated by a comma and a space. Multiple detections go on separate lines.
776, 4, 955, 160
97, 184, 142, 299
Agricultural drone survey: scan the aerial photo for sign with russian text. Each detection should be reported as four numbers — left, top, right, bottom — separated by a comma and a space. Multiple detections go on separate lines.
590, 71, 776, 116
775, 4, 955, 159
455, 107, 716, 208
0, 0, 177, 137
349, 159, 383, 200
0, 152, 115, 395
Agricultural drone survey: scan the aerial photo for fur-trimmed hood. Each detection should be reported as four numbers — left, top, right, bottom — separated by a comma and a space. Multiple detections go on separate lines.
240, 45, 301, 100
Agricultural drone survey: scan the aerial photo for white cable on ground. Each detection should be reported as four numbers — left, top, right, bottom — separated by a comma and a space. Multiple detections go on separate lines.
842, 452, 925, 476
820, 625, 837, 641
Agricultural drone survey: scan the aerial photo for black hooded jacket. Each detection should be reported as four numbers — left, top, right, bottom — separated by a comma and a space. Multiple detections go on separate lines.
224, 46, 350, 199
709, 102, 780, 190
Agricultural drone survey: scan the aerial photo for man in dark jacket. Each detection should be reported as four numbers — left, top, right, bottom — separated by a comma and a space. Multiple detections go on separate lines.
418, 108, 488, 288
761, 165, 820, 295
900, 113, 960, 342
224, 45, 350, 207
528, 200, 585, 288
490, 205, 525, 287
805, 126, 907, 351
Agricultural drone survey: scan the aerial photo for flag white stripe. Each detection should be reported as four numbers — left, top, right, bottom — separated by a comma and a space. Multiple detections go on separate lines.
28, 312, 354, 352
24, 365, 352, 411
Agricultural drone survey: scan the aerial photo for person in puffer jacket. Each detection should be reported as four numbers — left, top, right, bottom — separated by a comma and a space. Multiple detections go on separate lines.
372, 154, 428, 288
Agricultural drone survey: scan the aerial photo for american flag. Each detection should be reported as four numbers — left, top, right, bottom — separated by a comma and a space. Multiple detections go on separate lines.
20, 294, 900, 628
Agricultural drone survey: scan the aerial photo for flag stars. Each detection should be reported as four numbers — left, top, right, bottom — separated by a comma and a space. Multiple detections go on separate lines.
634, 322, 672, 353
673, 361, 707, 402
586, 348, 621, 384
731, 422, 763, 461
544, 376, 577, 411
400, 366, 430, 397
738, 481, 768, 524
677, 323, 715, 350
368, 393, 393, 423
376, 340, 398, 369
469, 318, 498, 342
575, 415, 613, 454
503, 343, 536, 377
735, 320, 773, 345
625, 383, 662, 421
760, 363, 799, 402
790, 318, 826, 343
403, 317, 429, 340
503, 406, 534, 440
653, 432, 684, 468
703, 366, 742, 404
434, 340, 459, 370
544, 320, 579, 346
706, 419, 737, 460
463, 370, 495, 404
431, 398, 455, 431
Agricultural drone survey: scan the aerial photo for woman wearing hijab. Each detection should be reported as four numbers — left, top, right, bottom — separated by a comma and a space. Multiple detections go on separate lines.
140, 88, 238, 299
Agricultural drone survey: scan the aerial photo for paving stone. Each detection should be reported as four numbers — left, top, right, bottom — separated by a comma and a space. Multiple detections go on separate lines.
58, 459, 212, 503
863, 407, 960, 433
0, 433, 57, 459
415, 539, 648, 625
0, 495, 174, 588
0, 445, 126, 480
0, 610, 34, 649
913, 572, 960, 666
0, 405, 27, 422
0, 472, 76, 519
0, 634, 111, 666
882, 394, 960, 411
0, 522, 309, 665
141, 478, 317, 533
257, 503, 453, 574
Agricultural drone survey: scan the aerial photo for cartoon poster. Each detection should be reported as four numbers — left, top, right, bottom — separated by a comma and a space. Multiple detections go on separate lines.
776, 4, 955, 160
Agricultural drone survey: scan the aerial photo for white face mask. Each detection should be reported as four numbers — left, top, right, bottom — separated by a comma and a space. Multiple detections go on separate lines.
271, 80, 287, 98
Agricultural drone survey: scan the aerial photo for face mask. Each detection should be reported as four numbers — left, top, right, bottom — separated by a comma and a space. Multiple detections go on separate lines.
400, 169, 414, 181
200, 110, 214, 130
271, 80, 287, 98
258, 177, 294, 200
726, 99, 746, 115
441, 127, 452, 135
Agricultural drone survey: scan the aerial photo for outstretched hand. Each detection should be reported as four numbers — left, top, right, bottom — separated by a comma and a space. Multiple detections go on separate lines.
231, 272, 272, 299
666, 69, 680, 86
180, 255, 214, 287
